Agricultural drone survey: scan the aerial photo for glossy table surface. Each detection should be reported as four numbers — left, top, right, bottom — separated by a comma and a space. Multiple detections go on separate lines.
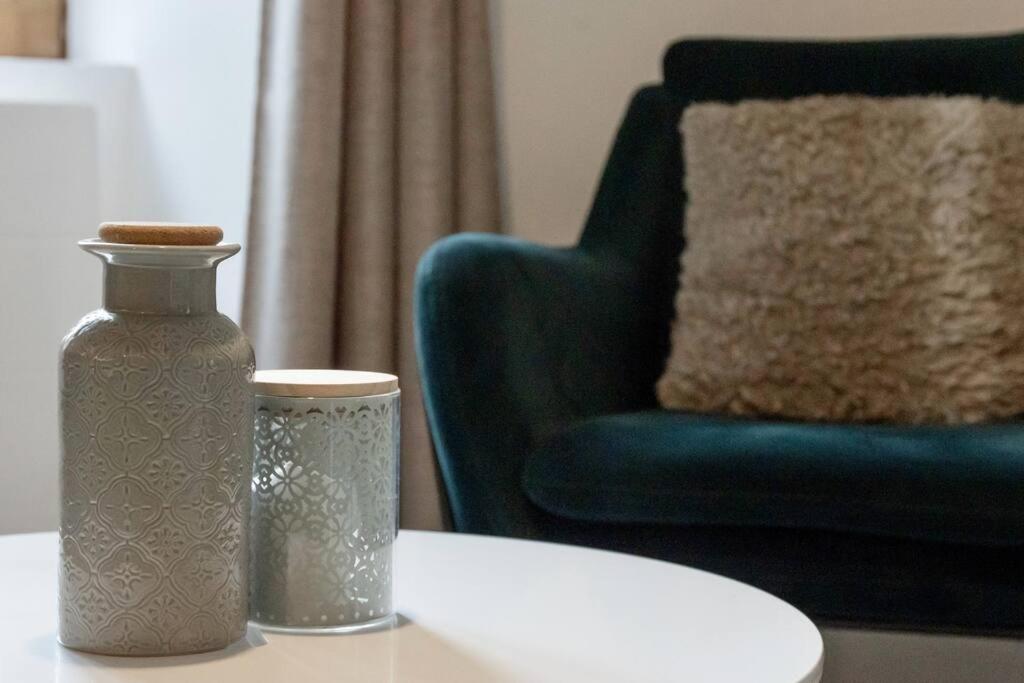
0, 531, 823, 682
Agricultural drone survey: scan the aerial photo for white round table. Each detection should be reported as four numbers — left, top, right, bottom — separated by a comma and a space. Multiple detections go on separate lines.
0, 531, 822, 682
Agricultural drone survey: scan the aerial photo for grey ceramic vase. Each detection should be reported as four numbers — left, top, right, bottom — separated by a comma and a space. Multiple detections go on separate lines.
58, 237, 254, 655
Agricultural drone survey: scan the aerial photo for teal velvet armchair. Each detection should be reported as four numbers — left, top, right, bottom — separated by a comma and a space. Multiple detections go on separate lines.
414, 33, 1024, 632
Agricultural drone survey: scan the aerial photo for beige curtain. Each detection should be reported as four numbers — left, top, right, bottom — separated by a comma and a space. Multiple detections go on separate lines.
243, 0, 501, 530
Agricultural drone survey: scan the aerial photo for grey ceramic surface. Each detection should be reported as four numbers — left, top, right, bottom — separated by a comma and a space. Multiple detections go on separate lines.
58, 240, 254, 655
250, 392, 399, 632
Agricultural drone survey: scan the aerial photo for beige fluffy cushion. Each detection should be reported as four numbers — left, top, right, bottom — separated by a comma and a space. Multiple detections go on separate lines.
657, 95, 1024, 424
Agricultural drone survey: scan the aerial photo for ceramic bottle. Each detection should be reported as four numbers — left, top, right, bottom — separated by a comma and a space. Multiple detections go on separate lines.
58, 228, 254, 655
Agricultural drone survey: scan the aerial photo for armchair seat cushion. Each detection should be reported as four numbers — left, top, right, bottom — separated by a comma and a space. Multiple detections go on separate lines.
522, 410, 1024, 545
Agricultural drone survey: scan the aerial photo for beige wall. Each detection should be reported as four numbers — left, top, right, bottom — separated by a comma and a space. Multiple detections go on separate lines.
491, 0, 1024, 245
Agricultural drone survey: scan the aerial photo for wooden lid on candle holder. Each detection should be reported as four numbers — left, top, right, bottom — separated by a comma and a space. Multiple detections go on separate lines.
253, 369, 399, 398
99, 222, 223, 246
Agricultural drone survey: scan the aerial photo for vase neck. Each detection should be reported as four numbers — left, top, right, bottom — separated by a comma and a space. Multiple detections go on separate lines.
104, 263, 217, 315
79, 239, 239, 316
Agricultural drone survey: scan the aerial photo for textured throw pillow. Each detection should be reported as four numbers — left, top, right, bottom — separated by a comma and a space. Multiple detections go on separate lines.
657, 95, 1024, 424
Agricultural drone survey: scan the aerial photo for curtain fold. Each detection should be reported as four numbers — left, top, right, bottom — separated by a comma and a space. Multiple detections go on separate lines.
244, 0, 501, 530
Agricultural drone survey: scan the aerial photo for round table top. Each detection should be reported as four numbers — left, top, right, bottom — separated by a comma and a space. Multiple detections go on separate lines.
0, 531, 822, 682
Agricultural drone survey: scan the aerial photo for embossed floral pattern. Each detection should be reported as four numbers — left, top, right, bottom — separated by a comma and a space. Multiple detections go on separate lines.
59, 311, 253, 655
250, 393, 399, 629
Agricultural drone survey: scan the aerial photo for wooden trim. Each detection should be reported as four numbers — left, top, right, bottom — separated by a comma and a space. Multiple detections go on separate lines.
0, 0, 65, 59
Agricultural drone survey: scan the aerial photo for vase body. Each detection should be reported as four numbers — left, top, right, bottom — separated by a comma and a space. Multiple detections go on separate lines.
250, 386, 400, 633
58, 240, 254, 655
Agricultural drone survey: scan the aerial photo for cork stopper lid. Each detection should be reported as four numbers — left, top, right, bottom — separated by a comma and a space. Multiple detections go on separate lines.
253, 369, 400, 398
99, 222, 223, 246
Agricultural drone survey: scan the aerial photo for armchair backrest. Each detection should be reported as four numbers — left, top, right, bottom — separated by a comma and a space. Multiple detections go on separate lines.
663, 34, 1024, 102
579, 32, 1024, 367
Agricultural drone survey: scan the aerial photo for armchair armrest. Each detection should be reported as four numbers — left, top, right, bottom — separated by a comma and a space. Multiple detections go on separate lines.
414, 233, 667, 535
